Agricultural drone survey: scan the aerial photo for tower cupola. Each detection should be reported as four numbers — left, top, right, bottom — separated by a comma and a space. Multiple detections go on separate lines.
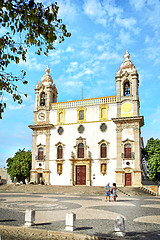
41, 65, 53, 86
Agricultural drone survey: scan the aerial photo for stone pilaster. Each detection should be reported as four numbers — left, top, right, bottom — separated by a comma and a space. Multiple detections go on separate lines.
133, 122, 142, 187
115, 124, 124, 187
133, 123, 141, 170
31, 131, 37, 170
43, 170, 50, 185
45, 130, 51, 170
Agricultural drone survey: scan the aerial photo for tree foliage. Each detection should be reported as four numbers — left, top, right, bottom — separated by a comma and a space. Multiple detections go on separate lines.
7, 148, 32, 183
145, 137, 160, 181
0, 0, 71, 118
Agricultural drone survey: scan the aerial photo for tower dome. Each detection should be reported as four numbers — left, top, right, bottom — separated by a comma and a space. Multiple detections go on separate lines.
116, 50, 137, 75
41, 65, 53, 86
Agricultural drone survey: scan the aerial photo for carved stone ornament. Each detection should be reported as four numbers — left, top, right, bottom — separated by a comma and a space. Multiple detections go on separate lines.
134, 123, 139, 132
41, 65, 53, 84
116, 50, 137, 75
116, 124, 122, 132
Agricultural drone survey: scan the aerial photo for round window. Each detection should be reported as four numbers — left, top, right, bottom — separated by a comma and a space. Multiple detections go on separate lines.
78, 125, 84, 133
100, 123, 107, 132
126, 161, 130, 166
58, 127, 64, 135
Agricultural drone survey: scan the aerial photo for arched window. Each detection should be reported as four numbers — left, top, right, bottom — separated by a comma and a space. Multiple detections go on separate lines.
57, 145, 63, 159
124, 81, 130, 96
40, 92, 45, 106
38, 148, 43, 160
124, 143, 131, 158
78, 143, 84, 158
101, 143, 107, 158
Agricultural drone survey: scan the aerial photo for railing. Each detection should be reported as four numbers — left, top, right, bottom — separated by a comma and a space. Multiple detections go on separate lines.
121, 152, 135, 159
51, 96, 117, 110
35, 155, 46, 161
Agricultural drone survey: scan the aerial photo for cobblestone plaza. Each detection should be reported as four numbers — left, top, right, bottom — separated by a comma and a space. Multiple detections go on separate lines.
0, 185, 160, 239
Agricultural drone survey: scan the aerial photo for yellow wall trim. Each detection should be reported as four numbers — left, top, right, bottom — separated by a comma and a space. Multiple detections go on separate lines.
51, 96, 117, 110
121, 113, 133, 117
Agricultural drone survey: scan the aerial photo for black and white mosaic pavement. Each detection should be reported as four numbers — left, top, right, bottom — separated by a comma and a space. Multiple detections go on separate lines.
0, 192, 160, 239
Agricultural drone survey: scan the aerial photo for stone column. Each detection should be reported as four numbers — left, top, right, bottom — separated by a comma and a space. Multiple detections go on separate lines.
133, 122, 142, 187
70, 160, 74, 185
116, 124, 124, 187
44, 130, 51, 185
45, 130, 51, 170
31, 131, 37, 170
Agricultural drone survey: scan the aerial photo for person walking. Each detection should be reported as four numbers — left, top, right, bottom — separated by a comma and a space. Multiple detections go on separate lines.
111, 183, 117, 202
105, 183, 111, 202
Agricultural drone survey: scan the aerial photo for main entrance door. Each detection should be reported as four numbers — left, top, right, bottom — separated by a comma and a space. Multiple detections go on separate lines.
125, 173, 131, 186
76, 165, 86, 185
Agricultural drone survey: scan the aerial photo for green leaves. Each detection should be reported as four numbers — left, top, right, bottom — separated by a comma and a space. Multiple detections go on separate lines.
145, 138, 160, 181
7, 149, 32, 183
0, 0, 71, 118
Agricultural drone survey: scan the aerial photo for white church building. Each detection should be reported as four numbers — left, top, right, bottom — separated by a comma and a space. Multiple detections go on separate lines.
29, 50, 144, 187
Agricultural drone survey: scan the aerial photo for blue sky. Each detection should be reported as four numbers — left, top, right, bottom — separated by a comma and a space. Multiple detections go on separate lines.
1, 0, 160, 168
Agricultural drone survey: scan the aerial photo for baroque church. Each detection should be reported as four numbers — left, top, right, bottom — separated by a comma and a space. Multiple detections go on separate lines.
29, 50, 144, 187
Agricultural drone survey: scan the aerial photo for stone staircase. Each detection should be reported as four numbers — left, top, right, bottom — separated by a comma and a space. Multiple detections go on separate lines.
140, 185, 158, 196
117, 186, 157, 196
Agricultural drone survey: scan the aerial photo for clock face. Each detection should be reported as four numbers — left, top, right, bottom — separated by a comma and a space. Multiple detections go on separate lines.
38, 112, 45, 121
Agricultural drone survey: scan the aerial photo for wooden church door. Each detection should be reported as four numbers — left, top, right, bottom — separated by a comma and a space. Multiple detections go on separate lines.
76, 165, 86, 185
125, 173, 131, 186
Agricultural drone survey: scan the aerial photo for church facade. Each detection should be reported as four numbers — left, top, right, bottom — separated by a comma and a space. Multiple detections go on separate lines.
29, 50, 144, 187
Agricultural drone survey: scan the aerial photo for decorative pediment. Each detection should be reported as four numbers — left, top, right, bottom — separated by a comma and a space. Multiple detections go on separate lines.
98, 139, 110, 145
37, 143, 45, 148
55, 141, 65, 147
122, 138, 134, 143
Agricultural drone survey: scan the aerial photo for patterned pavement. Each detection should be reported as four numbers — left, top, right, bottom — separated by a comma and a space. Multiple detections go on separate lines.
0, 191, 160, 239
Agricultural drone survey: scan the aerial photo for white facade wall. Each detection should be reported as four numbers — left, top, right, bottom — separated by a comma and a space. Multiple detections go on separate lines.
49, 103, 117, 186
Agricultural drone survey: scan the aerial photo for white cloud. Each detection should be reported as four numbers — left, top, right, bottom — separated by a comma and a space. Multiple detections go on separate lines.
65, 80, 82, 87
57, 0, 77, 21
97, 51, 121, 64
83, 0, 107, 26
94, 33, 111, 43
66, 46, 74, 52
129, 0, 145, 11
66, 61, 78, 73
145, 46, 160, 64
130, 0, 160, 30
104, 0, 123, 17
19, 53, 44, 70
7, 104, 25, 111
117, 29, 133, 47
115, 15, 137, 30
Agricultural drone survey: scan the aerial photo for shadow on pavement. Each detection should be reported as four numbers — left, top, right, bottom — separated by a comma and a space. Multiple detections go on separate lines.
34, 222, 52, 226
93, 230, 160, 240
0, 220, 16, 223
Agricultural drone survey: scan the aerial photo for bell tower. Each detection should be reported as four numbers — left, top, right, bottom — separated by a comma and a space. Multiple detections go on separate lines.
34, 65, 58, 124
116, 50, 139, 118
29, 66, 58, 185
113, 50, 144, 187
